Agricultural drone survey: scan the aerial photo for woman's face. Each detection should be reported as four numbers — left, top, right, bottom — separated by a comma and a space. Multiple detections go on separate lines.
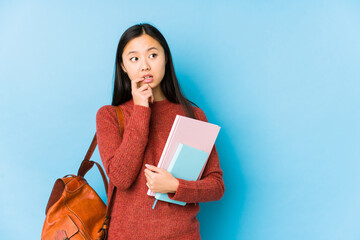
121, 34, 167, 89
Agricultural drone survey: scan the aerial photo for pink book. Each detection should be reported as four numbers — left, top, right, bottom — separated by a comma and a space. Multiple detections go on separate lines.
147, 114, 221, 196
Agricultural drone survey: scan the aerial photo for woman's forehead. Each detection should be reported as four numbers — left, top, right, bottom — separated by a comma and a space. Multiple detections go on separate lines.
123, 34, 162, 55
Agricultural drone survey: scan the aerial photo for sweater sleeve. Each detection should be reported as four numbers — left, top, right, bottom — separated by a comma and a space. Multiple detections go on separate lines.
167, 108, 225, 203
96, 104, 151, 191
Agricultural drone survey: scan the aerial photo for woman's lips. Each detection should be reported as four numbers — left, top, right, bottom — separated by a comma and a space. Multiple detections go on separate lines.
143, 77, 153, 83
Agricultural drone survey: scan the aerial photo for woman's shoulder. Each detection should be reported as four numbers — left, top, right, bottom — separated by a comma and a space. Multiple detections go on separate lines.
96, 100, 133, 119
96, 105, 116, 121
190, 104, 208, 122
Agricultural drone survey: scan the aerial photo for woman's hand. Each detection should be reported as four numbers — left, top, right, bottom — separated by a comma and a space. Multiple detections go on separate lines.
144, 164, 179, 194
131, 77, 154, 107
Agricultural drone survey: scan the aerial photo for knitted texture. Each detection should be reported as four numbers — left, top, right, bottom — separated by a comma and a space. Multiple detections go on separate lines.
96, 98, 225, 240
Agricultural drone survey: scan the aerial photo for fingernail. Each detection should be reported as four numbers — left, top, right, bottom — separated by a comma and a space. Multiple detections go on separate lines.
145, 164, 149, 167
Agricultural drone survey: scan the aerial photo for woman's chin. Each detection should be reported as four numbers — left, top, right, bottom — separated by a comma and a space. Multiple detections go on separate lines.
142, 81, 154, 88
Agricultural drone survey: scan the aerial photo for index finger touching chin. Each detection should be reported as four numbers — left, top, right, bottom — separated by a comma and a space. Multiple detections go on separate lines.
131, 77, 145, 90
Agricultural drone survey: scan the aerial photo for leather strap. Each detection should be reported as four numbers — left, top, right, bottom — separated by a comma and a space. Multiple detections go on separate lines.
84, 132, 97, 162
77, 106, 124, 194
78, 105, 125, 226
114, 105, 124, 137
103, 106, 124, 221
78, 159, 109, 193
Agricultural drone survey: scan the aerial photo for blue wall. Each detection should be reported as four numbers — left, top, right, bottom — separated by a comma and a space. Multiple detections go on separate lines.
1, 1, 359, 239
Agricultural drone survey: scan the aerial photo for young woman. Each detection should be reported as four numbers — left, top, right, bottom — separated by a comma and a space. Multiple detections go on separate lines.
96, 23, 225, 239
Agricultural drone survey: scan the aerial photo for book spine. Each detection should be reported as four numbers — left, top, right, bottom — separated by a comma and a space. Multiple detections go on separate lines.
167, 143, 183, 173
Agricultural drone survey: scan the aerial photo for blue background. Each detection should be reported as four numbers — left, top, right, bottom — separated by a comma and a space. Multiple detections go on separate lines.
1, 1, 359, 239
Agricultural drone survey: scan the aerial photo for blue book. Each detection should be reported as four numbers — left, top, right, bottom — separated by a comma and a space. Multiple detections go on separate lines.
152, 143, 209, 208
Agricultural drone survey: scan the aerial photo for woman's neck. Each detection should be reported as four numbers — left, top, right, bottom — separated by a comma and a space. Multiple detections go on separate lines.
151, 85, 166, 102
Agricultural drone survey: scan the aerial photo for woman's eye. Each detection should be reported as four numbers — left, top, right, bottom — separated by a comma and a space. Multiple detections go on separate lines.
130, 57, 138, 62
150, 53, 157, 58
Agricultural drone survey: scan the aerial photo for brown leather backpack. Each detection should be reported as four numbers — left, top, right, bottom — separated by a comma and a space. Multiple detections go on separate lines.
41, 106, 124, 240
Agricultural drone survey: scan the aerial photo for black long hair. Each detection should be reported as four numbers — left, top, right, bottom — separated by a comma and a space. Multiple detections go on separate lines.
111, 23, 198, 119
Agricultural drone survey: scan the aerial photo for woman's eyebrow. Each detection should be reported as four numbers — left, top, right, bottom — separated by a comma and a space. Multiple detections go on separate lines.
127, 47, 158, 56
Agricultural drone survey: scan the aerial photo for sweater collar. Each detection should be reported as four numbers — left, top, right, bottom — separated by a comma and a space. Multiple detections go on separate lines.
125, 97, 173, 112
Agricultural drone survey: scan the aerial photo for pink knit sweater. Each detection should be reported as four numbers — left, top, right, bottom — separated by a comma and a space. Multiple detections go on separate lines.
95, 97, 225, 239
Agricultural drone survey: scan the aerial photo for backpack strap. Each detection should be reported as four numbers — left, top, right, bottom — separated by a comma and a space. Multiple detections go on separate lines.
77, 105, 125, 238
100, 106, 124, 238
78, 135, 109, 193
77, 105, 124, 199
77, 133, 109, 193
113, 105, 124, 137
105, 106, 124, 216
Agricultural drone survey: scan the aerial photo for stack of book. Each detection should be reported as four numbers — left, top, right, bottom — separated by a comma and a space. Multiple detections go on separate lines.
146, 114, 221, 208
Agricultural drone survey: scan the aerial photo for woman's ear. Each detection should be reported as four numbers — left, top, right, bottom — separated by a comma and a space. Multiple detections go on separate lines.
121, 63, 127, 73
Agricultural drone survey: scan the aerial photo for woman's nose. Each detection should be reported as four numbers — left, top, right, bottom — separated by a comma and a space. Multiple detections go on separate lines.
141, 59, 150, 71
